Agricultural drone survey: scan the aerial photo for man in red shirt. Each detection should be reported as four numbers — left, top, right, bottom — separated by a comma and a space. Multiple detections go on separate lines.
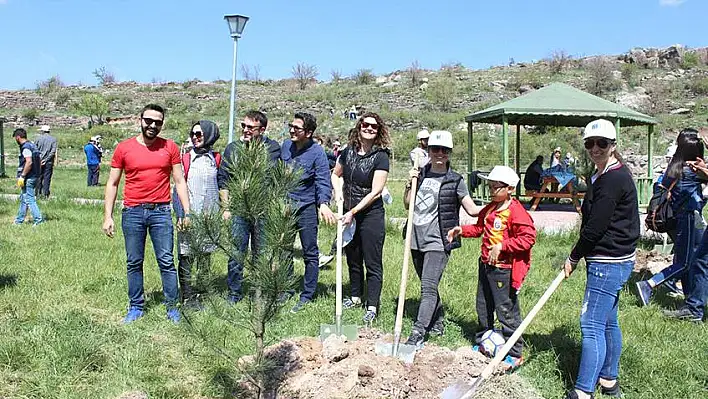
103, 104, 190, 324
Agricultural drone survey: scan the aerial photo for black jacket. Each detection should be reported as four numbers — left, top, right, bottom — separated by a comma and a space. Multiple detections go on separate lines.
217, 136, 281, 190
569, 162, 639, 263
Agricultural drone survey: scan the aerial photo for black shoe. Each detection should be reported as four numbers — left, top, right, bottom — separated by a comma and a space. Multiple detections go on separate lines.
662, 307, 703, 323
290, 300, 309, 313
404, 329, 425, 347
228, 293, 242, 305
429, 320, 445, 336
599, 381, 621, 397
565, 390, 594, 399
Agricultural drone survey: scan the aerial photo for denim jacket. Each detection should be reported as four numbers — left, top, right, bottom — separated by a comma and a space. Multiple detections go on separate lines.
662, 167, 706, 214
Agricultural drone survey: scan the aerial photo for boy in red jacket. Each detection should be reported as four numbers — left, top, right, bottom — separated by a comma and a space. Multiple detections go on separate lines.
448, 165, 536, 371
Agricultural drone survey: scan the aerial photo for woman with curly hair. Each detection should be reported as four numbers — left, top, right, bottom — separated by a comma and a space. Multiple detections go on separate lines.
332, 112, 391, 323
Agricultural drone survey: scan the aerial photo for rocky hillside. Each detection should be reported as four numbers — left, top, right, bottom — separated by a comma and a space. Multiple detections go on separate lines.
1, 44, 706, 173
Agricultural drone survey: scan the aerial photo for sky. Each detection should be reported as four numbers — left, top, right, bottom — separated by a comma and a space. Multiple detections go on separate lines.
0, 0, 706, 90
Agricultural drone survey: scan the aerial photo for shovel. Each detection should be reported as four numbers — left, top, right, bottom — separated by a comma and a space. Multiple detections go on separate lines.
442, 270, 566, 399
319, 198, 358, 341
374, 156, 420, 364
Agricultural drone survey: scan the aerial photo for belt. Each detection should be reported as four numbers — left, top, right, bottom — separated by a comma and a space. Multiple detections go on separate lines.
138, 202, 170, 209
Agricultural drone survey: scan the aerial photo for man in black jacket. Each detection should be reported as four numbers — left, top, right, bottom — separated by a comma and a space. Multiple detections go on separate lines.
218, 110, 281, 303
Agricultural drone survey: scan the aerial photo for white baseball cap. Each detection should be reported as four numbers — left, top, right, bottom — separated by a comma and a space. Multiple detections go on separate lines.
333, 140, 341, 146
39, 125, 51, 132
428, 130, 453, 149
417, 129, 430, 140
91, 135, 102, 142
480, 165, 520, 188
583, 119, 617, 140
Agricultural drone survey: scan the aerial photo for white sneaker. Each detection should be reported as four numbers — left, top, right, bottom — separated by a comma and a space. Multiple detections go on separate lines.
318, 254, 334, 268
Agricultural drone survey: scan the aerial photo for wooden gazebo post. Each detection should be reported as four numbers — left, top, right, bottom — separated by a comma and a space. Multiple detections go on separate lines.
502, 115, 509, 166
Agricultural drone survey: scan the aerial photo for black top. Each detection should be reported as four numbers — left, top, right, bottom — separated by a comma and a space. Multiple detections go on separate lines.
338, 146, 390, 211
569, 162, 639, 264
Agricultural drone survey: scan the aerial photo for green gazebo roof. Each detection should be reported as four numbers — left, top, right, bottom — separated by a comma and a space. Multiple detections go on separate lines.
465, 82, 657, 127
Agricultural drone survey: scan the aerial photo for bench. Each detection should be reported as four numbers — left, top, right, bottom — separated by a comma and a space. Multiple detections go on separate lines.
528, 176, 584, 213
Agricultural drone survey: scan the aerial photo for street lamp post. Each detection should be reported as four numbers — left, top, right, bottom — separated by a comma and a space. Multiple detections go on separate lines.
224, 14, 250, 144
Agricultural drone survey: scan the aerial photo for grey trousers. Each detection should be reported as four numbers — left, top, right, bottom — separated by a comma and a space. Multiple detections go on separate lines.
411, 249, 449, 332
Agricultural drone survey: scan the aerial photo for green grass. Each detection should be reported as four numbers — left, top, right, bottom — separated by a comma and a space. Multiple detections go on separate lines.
0, 170, 707, 399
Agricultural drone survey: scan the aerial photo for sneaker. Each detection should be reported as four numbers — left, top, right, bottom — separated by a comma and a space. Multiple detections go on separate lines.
565, 390, 594, 399
290, 300, 309, 313
342, 297, 362, 310
598, 381, 621, 397
404, 329, 425, 347
636, 280, 653, 306
166, 307, 181, 323
429, 320, 445, 336
662, 307, 703, 323
362, 309, 377, 323
471, 344, 489, 357
664, 279, 684, 298
318, 254, 334, 268
227, 293, 242, 305
502, 355, 524, 372
123, 307, 144, 324
32, 221, 44, 227
277, 292, 293, 304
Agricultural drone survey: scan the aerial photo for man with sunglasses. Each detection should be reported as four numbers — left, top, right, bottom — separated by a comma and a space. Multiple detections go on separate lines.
103, 103, 190, 324
281, 112, 336, 313
217, 110, 281, 304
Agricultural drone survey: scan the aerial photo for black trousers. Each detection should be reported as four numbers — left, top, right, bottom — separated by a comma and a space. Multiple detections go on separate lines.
36, 161, 54, 198
411, 249, 448, 332
345, 206, 385, 309
476, 258, 524, 358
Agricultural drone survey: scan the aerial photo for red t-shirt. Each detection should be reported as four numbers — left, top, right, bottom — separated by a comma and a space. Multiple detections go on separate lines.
111, 137, 180, 207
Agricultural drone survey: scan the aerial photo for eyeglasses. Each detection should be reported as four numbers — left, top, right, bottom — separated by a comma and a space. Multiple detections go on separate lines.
241, 122, 262, 131
361, 122, 379, 130
288, 123, 306, 132
142, 117, 164, 127
190, 131, 203, 138
584, 138, 613, 150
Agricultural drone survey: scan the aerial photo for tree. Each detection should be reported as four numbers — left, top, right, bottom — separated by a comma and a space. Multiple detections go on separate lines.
73, 93, 109, 127
184, 141, 300, 399
241, 64, 262, 82
584, 57, 620, 95
291, 62, 318, 90
548, 50, 572, 75
408, 60, 423, 86
93, 66, 116, 85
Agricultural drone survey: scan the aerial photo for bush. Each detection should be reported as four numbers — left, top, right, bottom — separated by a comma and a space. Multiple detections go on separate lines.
548, 50, 572, 75
408, 60, 423, 86
22, 108, 39, 121
681, 52, 700, 69
425, 78, 458, 111
330, 69, 342, 83
36, 75, 65, 95
53, 91, 71, 107
584, 57, 621, 95
354, 69, 374, 85
620, 63, 639, 86
72, 93, 110, 127
291, 62, 318, 90
689, 78, 708, 95
93, 67, 116, 86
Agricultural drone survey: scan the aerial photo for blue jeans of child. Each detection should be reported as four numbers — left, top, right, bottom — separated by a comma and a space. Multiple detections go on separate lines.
684, 230, 708, 318
649, 212, 702, 290
121, 204, 179, 310
15, 177, 43, 224
575, 260, 633, 393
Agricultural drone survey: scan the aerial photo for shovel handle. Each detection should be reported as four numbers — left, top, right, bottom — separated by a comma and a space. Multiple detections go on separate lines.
335, 199, 344, 322
393, 156, 419, 340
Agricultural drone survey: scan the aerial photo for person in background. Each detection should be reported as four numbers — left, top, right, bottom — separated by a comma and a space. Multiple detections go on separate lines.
332, 112, 391, 323
102, 103, 190, 324
35, 125, 58, 199
550, 146, 562, 168
448, 165, 535, 371
12, 128, 43, 226
562, 119, 640, 399
410, 129, 430, 168
403, 130, 481, 346
523, 155, 544, 192
173, 120, 221, 310
218, 110, 281, 304
84, 135, 103, 186
280, 112, 336, 313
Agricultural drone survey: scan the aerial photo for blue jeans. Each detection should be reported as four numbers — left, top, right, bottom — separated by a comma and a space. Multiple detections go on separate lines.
288, 203, 320, 302
576, 260, 634, 393
684, 230, 708, 318
226, 216, 265, 297
121, 204, 178, 310
649, 212, 702, 290
15, 177, 43, 224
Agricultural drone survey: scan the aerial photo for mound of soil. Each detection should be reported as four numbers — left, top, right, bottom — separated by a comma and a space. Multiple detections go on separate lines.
634, 249, 672, 273
253, 329, 543, 399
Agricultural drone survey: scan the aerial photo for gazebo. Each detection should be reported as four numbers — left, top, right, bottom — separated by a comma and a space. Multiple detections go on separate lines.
465, 82, 657, 203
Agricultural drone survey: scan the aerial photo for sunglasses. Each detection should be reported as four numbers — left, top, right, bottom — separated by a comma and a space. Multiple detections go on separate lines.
361, 122, 379, 130
142, 117, 164, 127
241, 122, 262, 131
429, 146, 450, 154
190, 131, 203, 137
584, 138, 613, 150
288, 123, 305, 132
488, 183, 507, 191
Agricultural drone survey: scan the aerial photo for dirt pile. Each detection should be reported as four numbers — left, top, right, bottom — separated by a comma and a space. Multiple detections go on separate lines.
253, 329, 543, 399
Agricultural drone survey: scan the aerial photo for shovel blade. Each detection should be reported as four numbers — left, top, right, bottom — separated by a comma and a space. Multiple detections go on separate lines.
319, 324, 358, 341
441, 378, 479, 399
374, 342, 418, 364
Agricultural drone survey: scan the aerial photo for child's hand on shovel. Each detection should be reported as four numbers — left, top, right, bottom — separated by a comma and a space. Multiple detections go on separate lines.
447, 226, 462, 242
